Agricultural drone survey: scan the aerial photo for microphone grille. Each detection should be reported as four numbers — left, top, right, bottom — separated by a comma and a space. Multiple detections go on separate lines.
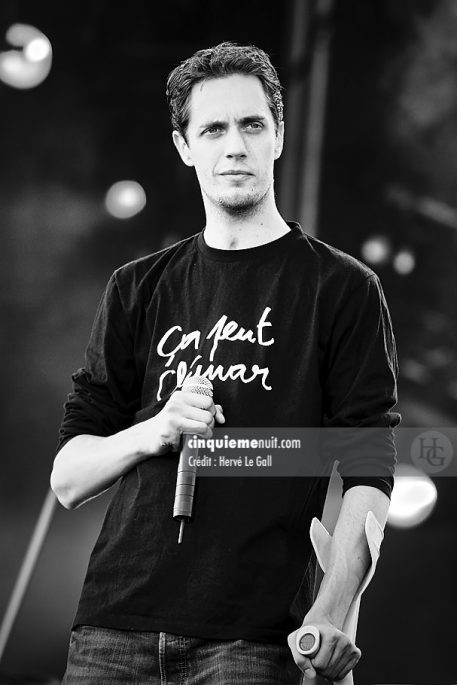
181, 375, 213, 398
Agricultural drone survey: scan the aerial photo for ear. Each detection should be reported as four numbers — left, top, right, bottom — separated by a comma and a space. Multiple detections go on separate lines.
172, 130, 194, 167
273, 121, 284, 160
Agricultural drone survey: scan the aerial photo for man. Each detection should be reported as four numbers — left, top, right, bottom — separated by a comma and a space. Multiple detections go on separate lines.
51, 42, 400, 683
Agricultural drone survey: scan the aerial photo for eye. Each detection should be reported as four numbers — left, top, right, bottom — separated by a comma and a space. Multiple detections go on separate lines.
203, 126, 223, 136
245, 121, 263, 131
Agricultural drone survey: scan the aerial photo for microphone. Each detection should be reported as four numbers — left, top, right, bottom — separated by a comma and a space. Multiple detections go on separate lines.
173, 375, 213, 544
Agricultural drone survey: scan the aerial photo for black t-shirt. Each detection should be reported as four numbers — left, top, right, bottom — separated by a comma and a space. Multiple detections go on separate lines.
58, 223, 400, 643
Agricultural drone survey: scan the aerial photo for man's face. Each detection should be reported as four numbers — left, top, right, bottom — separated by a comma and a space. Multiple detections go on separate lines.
172, 74, 284, 214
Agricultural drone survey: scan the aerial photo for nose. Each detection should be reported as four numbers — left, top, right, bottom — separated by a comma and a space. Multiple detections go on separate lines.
224, 126, 247, 159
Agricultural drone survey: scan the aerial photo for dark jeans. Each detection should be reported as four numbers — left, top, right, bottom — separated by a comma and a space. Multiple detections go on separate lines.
62, 625, 303, 685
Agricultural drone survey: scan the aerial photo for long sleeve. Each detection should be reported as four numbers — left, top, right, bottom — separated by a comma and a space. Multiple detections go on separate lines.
322, 273, 401, 497
57, 273, 140, 452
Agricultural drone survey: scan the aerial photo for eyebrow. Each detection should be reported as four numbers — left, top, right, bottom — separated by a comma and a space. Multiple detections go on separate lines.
198, 115, 267, 131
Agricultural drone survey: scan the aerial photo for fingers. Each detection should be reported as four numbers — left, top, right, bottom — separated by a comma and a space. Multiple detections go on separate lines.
327, 644, 361, 681
157, 391, 225, 453
310, 631, 360, 681
179, 392, 214, 410
177, 392, 225, 428
183, 405, 216, 426
307, 631, 338, 676
180, 415, 215, 438
287, 633, 316, 680
177, 394, 223, 433
214, 404, 225, 424
288, 625, 360, 682
301, 659, 317, 680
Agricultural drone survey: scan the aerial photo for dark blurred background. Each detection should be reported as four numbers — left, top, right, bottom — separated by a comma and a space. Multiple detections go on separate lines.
1, 0, 456, 683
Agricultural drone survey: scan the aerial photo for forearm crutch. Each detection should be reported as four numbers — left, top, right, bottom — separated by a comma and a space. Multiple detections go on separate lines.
296, 510, 383, 685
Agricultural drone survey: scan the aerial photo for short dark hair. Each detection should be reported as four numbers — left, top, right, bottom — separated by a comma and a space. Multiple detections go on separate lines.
166, 41, 284, 139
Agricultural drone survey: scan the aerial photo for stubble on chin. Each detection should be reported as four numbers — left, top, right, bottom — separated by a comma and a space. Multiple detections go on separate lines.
210, 185, 271, 217
217, 195, 258, 216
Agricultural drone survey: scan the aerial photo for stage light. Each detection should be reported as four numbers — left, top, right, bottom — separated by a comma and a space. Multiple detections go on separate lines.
360, 236, 391, 265
105, 181, 147, 219
387, 464, 437, 528
393, 249, 415, 275
0, 24, 52, 89
24, 37, 51, 63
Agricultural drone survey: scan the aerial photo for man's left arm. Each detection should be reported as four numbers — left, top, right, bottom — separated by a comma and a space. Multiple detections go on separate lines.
287, 484, 390, 681
288, 271, 399, 679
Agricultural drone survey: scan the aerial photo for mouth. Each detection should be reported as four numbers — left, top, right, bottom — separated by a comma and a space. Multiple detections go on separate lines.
219, 170, 253, 178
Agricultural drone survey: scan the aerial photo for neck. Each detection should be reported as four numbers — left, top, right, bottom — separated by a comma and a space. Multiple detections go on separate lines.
202, 191, 290, 250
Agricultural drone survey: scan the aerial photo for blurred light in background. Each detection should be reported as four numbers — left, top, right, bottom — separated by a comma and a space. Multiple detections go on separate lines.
105, 181, 147, 219
388, 464, 437, 528
393, 248, 416, 275
387, 185, 457, 231
423, 347, 452, 369
25, 37, 51, 63
0, 24, 52, 89
360, 235, 391, 265
400, 358, 430, 384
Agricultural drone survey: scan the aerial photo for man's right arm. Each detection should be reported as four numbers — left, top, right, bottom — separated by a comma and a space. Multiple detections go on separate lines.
50, 392, 224, 510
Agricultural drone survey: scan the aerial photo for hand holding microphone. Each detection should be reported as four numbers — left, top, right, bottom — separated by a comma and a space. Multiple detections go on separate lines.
151, 377, 224, 455
169, 376, 224, 543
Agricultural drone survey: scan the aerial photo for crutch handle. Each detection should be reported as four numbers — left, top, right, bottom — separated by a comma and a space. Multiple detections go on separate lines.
304, 510, 383, 685
296, 624, 352, 684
